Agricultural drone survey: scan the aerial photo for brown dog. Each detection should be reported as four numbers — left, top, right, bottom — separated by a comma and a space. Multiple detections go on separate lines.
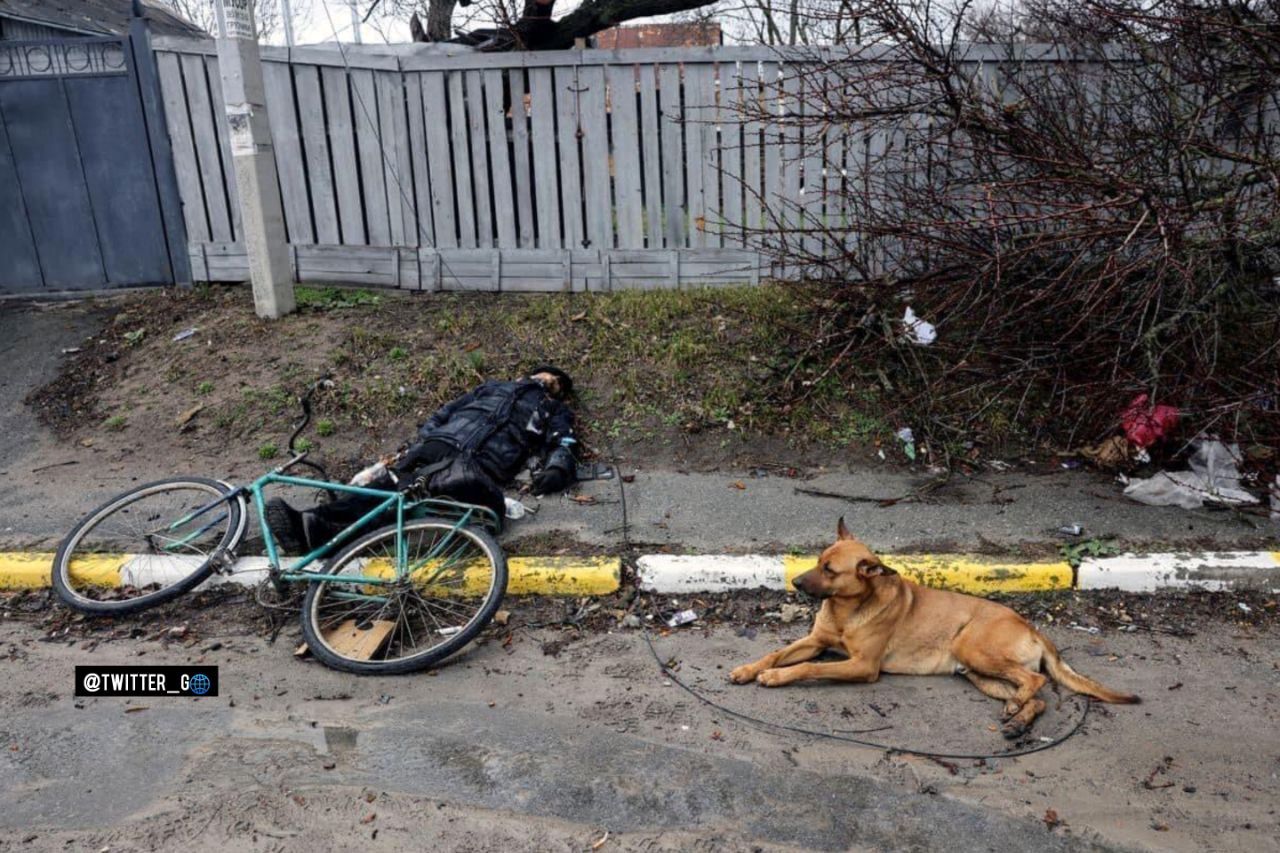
731, 519, 1139, 737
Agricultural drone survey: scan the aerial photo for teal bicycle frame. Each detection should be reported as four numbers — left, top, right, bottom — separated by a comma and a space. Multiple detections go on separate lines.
166, 459, 502, 594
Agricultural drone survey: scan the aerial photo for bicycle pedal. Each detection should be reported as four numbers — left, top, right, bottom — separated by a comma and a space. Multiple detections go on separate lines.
212, 550, 238, 575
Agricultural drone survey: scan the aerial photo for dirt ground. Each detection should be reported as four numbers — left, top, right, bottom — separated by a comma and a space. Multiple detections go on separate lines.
2, 586, 1277, 852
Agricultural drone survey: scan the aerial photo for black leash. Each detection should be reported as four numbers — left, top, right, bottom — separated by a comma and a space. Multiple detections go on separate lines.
641, 627, 1092, 761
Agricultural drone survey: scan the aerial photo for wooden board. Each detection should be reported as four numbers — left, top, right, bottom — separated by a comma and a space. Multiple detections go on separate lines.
465, 70, 493, 248
320, 619, 396, 661
351, 69, 391, 245
483, 68, 517, 248
607, 64, 644, 250
156, 52, 209, 243
295, 64, 339, 244
578, 65, 612, 252
262, 61, 314, 244
528, 67, 560, 248
658, 63, 684, 249
420, 71, 457, 249
637, 64, 663, 249
508, 69, 536, 249
447, 71, 476, 248
403, 73, 436, 248
179, 52, 233, 242
204, 55, 243, 239
553, 66, 584, 250
322, 65, 366, 245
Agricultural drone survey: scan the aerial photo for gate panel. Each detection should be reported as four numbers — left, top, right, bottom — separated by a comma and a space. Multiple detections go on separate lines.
0, 105, 42, 292
0, 77, 106, 290
64, 74, 172, 285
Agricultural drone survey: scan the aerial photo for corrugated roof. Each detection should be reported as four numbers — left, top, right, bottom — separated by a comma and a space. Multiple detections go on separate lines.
0, 0, 206, 37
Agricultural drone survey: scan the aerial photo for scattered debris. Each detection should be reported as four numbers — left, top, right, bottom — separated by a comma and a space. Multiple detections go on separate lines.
171, 327, 198, 343
60, 347, 81, 355
902, 306, 937, 346
1043, 808, 1063, 830
1079, 435, 1134, 471
779, 603, 807, 624
729, 480, 746, 490
895, 427, 917, 462
569, 495, 598, 506
174, 404, 204, 429
503, 498, 529, 520
591, 830, 610, 850
1058, 524, 1084, 537
666, 609, 698, 628
1069, 623, 1101, 634
1121, 394, 1179, 448
1237, 602, 1252, 614
1124, 440, 1258, 509
493, 610, 510, 626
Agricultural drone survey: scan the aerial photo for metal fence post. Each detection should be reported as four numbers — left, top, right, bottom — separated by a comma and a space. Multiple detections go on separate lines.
214, 0, 295, 318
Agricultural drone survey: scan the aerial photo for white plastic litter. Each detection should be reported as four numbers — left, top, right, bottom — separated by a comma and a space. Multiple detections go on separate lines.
902, 307, 937, 346
504, 497, 529, 520
1123, 440, 1258, 509
349, 461, 388, 487
895, 427, 917, 461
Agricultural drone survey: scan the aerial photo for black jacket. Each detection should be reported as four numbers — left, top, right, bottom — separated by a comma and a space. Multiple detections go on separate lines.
405, 379, 575, 483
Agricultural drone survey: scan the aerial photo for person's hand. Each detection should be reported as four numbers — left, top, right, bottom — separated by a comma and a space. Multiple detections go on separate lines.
532, 465, 570, 495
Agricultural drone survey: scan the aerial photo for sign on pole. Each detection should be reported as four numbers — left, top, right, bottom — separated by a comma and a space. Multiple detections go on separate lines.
215, 0, 295, 318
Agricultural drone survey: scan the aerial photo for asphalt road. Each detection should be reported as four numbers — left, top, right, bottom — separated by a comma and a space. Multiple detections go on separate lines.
2, 599, 1277, 852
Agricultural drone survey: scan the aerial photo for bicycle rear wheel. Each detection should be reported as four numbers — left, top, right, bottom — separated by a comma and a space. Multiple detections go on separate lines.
52, 477, 246, 616
300, 517, 507, 675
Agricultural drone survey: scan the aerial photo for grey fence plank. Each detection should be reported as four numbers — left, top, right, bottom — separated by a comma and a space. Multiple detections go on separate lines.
683, 63, 710, 248
295, 64, 339, 244
800, 71, 824, 260
762, 62, 782, 236
740, 61, 763, 242
554, 65, 584, 250
528, 67, 560, 248
718, 62, 744, 248
483, 68, 518, 248
351, 69, 391, 245
578, 65, 611, 252
465, 69, 494, 248
780, 68, 802, 242
262, 61, 314, 244
638, 64, 662, 249
420, 71, 457, 249
508, 69, 535, 248
403, 73, 435, 248
321, 65, 365, 245
204, 55, 243, 240
376, 70, 407, 246
156, 52, 209, 243
447, 71, 476, 248
658, 63, 683, 248
179, 52, 233, 242
607, 64, 644, 250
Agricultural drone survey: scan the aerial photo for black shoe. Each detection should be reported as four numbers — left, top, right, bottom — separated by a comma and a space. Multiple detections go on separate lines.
264, 498, 306, 554
300, 512, 338, 552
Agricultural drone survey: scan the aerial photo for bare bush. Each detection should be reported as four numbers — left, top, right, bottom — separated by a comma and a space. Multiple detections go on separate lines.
754, 0, 1280, 456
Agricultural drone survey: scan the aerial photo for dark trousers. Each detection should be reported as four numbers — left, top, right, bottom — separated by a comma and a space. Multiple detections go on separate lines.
310, 441, 453, 531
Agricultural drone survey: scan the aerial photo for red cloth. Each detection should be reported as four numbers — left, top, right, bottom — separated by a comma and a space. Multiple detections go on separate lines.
1121, 394, 1179, 448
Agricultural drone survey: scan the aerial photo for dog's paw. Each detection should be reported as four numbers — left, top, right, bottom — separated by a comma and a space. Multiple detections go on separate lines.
756, 668, 790, 687
729, 665, 757, 684
1000, 719, 1027, 740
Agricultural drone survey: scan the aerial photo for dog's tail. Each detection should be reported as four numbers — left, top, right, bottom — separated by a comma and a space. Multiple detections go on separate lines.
1038, 632, 1140, 704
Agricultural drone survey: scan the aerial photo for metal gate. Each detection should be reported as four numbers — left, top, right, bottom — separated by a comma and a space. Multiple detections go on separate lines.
0, 20, 188, 294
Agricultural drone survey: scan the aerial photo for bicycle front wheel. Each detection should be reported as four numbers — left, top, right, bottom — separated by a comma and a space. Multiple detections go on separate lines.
300, 517, 507, 675
52, 477, 246, 616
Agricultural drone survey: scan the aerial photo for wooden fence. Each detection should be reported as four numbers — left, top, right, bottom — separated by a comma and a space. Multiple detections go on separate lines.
152, 38, 889, 290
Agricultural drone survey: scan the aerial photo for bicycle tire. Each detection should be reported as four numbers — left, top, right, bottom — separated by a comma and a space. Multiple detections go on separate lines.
300, 517, 507, 675
52, 477, 247, 616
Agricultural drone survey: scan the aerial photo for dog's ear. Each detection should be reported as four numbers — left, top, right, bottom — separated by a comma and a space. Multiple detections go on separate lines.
856, 557, 894, 577
836, 516, 854, 541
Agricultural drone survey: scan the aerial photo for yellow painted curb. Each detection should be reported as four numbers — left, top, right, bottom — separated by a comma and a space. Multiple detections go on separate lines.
0, 552, 621, 596
783, 554, 1071, 593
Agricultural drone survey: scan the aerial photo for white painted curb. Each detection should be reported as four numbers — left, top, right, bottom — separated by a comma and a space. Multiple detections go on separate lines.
637, 555, 787, 593
1078, 551, 1280, 592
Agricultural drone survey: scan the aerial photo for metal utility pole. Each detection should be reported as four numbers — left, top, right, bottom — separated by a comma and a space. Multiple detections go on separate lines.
214, 0, 295, 318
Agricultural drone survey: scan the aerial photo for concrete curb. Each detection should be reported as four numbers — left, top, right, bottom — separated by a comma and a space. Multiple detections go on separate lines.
1077, 551, 1280, 592
0, 553, 621, 596
5, 550, 1279, 597
637, 554, 1073, 594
